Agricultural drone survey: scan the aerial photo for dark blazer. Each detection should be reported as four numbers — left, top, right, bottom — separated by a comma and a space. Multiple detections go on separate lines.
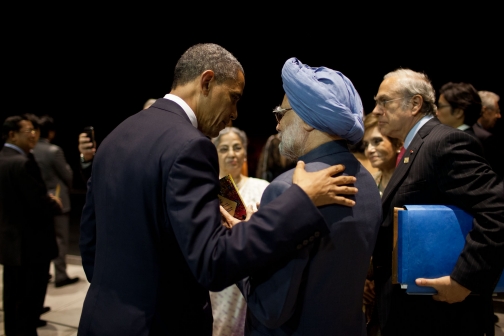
471, 123, 504, 177
374, 118, 504, 335
78, 98, 331, 336
0, 146, 60, 266
242, 140, 382, 336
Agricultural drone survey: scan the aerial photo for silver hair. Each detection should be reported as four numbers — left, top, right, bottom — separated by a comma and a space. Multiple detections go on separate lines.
171, 43, 244, 89
478, 91, 500, 108
211, 126, 248, 149
384, 69, 437, 116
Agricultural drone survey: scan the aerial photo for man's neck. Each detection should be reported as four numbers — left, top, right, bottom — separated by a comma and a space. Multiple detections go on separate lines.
170, 85, 198, 115
303, 131, 343, 155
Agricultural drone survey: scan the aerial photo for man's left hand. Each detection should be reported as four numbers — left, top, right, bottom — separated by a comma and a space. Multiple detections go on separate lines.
220, 205, 256, 229
415, 276, 471, 303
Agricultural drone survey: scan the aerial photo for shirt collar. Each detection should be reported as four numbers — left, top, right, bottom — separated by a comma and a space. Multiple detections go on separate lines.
163, 94, 198, 128
404, 115, 434, 149
4, 143, 27, 156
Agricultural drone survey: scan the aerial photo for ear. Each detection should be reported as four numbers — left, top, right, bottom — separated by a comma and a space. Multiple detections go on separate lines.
410, 95, 423, 116
8, 130, 16, 141
200, 70, 215, 96
452, 108, 465, 121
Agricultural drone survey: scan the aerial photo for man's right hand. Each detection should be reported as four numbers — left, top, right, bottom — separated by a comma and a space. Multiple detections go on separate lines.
49, 194, 63, 210
79, 133, 96, 162
292, 161, 357, 207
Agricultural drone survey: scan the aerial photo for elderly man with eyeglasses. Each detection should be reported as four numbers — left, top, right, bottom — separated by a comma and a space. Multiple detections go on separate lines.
370, 69, 504, 336
0, 115, 63, 335
240, 58, 382, 335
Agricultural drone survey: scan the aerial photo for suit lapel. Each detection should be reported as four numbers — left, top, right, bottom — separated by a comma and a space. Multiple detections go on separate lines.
381, 118, 440, 206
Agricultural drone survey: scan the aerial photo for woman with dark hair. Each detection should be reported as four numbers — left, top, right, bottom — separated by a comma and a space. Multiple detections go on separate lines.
436, 82, 482, 131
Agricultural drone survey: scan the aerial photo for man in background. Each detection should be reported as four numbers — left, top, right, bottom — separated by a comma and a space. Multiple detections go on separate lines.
0, 115, 62, 335
475, 90, 502, 177
371, 69, 504, 335
33, 115, 79, 288
242, 58, 382, 335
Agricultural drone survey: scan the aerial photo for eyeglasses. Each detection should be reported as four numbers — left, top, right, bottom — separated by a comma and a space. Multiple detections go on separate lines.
272, 106, 293, 123
374, 97, 404, 109
18, 128, 36, 135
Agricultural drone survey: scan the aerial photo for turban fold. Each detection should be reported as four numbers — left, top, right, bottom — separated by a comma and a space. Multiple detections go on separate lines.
281, 57, 364, 144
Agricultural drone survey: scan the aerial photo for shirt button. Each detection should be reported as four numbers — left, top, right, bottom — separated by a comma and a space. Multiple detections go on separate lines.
303, 240, 308, 246
297, 244, 303, 250
309, 236, 314, 242
314, 231, 320, 238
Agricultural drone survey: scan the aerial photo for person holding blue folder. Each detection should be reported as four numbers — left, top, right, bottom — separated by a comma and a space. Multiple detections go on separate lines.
371, 68, 504, 336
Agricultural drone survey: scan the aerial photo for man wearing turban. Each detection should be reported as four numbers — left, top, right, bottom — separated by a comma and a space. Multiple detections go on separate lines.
240, 58, 382, 335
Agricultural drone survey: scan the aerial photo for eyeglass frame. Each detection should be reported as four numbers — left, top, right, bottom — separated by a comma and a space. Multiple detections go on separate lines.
373, 96, 405, 109
272, 106, 293, 123
436, 103, 452, 110
17, 128, 36, 135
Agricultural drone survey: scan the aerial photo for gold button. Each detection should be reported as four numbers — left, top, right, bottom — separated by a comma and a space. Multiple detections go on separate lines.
309, 236, 314, 242
303, 240, 308, 245
314, 231, 320, 238
297, 244, 303, 250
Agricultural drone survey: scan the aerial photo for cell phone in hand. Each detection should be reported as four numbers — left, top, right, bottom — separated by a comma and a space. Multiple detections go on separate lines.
83, 126, 95, 148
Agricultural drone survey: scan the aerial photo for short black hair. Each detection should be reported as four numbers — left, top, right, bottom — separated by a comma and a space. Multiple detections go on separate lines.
439, 82, 482, 126
39, 115, 55, 139
1, 115, 28, 142
23, 113, 41, 130
171, 43, 244, 89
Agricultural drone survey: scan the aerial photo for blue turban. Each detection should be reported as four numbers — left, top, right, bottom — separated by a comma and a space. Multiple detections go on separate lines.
281, 58, 364, 144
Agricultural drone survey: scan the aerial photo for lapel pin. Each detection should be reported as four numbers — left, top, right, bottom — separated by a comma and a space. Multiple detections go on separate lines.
404, 157, 409, 164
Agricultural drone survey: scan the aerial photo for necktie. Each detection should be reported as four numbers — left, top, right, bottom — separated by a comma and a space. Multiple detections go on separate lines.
396, 146, 406, 167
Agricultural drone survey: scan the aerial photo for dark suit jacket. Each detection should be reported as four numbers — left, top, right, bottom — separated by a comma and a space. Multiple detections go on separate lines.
0, 146, 60, 266
242, 140, 382, 336
374, 118, 504, 335
78, 98, 331, 336
471, 123, 504, 177
32, 138, 73, 213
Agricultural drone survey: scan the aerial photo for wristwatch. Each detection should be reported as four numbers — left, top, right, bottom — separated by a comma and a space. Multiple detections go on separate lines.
80, 153, 92, 163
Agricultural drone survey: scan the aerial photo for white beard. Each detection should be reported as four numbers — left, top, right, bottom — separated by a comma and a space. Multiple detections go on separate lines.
278, 118, 308, 161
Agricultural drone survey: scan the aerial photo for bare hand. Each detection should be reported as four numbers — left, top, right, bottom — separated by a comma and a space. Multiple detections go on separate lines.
292, 161, 357, 207
415, 276, 471, 303
79, 133, 96, 161
49, 194, 63, 210
219, 204, 257, 229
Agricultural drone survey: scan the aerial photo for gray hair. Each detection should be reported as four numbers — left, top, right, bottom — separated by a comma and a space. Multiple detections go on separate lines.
478, 91, 500, 108
171, 43, 244, 89
211, 126, 248, 149
384, 69, 437, 116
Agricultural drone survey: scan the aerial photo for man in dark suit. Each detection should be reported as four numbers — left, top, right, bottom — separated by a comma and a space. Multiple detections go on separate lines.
0, 115, 62, 335
32, 115, 79, 288
371, 69, 504, 335
241, 58, 382, 335
474, 91, 503, 177
78, 43, 358, 336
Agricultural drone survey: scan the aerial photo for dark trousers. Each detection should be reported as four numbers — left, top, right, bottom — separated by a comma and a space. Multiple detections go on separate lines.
3, 261, 50, 336
377, 279, 494, 336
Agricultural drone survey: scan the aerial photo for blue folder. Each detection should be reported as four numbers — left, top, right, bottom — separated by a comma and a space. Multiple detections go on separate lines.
395, 205, 504, 294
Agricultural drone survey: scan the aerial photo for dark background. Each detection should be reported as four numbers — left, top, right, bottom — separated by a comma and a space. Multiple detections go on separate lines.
2, 9, 502, 254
